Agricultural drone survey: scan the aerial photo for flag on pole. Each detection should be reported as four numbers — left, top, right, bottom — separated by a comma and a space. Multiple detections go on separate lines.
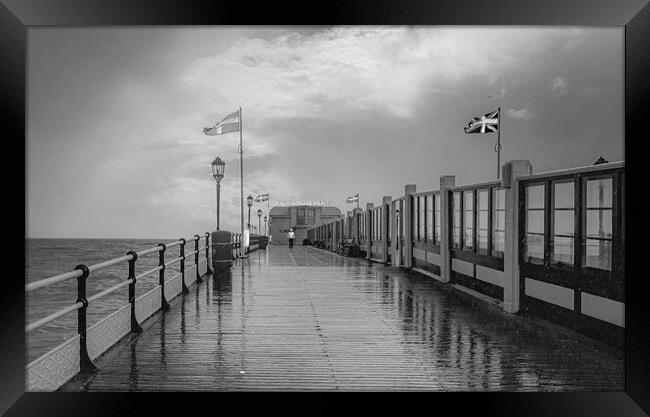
346, 193, 359, 203
203, 110, 240, 135
464, 109, 499, 134
254, 193, 269, 202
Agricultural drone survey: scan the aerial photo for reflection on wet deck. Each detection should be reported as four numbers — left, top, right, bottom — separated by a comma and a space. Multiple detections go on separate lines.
69, 245, 623, 391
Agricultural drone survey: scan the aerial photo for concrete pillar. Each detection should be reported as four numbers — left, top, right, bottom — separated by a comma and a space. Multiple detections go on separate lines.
346, 211, 352, 240
331, 221, 336, 251
381, 196, 391, 263
403, 184, 416, 268
353, 207, 362, 241
315, 207, 322, 225
502, 160, 533, 313
366, 203, 374, 260
439, 176, 456, 283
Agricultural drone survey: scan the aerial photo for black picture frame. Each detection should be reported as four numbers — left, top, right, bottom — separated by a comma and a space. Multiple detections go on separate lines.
2, 0, 649, 415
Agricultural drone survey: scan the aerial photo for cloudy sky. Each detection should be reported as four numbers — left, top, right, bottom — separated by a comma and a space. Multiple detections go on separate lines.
27, 26, 623, 239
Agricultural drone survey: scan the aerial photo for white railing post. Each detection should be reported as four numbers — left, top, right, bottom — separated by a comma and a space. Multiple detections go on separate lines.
502, 160, 533, 313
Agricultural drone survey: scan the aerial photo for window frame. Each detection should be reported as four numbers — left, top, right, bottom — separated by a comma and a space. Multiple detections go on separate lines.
550, 178, 577, 268
452, 191, 462, 249
581, 172, 616, 275
476, 188, 491, 256
524, 181, 547, 265
491, 187, 505, 258
462, 190, 476, 252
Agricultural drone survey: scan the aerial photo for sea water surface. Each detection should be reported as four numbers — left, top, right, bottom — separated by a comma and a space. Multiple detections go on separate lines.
25, 238, 183, 363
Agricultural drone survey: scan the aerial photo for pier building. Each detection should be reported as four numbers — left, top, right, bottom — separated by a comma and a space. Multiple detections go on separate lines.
268, 205, 341, 244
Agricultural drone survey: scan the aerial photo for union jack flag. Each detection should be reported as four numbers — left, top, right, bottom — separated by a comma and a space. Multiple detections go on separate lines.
346, 193, 359, 203
254, 193, 269, 202
203, 110, 240, 135
464, 109, 499, 134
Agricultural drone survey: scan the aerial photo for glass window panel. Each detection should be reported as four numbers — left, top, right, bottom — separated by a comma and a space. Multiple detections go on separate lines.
463, 191, 474, 249
419, 197, 425, 241
453, 192, 460, 212
583, 239, 612, 270
526, 184, 545, 209
426, 195, 433, 241
464, 210, 474, 229
554, 182, 574, 209
412, 199, 417, 239
464, 191, 473, 211
434, 194, 440, 243
478, 211, 488, 231
525, 234, 545, 261
554, 210, 574, 236
493, 188, 506, 257
552, 236, 574, 264
478, 189, 488, 210
494, 210, 505, 231
494, 188, 505, 210
493, 231, 505, 255
585, 178, 613, 208
453, 228, 461, 247
464, 227, 473, 249
478, 229, 488, 250
526, 210, 545, 234
586, 209, 613, 238
374, 211, 379, 240
453, 210, 461, 231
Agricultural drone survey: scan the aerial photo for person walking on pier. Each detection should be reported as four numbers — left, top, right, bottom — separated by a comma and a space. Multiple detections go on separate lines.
288, 228, 295, 248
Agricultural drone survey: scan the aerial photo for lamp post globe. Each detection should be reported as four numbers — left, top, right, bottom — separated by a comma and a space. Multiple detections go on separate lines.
211, 157, 225, 183
246, 195, 254, 229
211, 157, 225, 230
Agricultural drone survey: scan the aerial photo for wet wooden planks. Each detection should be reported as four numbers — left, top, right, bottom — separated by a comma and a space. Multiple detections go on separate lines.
66, 245, 623, 391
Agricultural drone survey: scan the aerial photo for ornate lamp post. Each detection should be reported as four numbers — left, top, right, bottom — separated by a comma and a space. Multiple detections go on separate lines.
211, 157, 225, 230
246, 195, 254, 230
257, 209, 262, 236
264, 215, 268, 236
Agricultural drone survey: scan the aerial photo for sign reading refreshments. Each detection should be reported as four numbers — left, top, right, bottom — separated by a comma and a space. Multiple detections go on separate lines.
273, 200, 334, 207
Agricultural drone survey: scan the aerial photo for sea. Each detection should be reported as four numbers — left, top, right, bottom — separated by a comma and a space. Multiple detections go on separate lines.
25, 238, 181, 363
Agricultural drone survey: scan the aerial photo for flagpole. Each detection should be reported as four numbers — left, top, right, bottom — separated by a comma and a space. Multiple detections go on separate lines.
497, 107, 501, 180
239, 106, 245, 256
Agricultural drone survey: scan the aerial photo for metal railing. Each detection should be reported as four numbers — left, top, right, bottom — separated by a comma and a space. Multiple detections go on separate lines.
26, 232, 212, 376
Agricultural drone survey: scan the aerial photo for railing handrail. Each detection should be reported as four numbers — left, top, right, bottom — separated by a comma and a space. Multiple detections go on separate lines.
412, 189, 441, 197
25, 232, 212, 333
26, 234, 206, 293
519, 160, 624, 181
449, 179, 502, 192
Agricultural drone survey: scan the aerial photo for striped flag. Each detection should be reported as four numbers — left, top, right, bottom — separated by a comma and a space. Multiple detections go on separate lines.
346, 193, 359, 203
254, 193, 269, 202
464, 109, 499, 134
203, 110, 240, 135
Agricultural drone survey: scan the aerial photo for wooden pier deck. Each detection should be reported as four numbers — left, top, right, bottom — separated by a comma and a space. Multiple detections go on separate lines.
63, 245, 623, 391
